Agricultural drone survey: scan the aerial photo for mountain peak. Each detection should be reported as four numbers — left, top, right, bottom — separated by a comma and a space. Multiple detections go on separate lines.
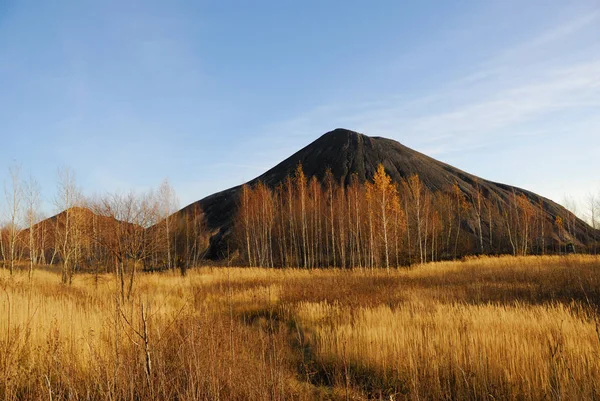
322, 128, 363, 137
318, 128, 365, 145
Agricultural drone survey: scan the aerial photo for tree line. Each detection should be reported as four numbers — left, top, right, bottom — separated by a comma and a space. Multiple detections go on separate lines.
0, 165, 208, 289
1, 162, 598, 277
234, 164, 599, 268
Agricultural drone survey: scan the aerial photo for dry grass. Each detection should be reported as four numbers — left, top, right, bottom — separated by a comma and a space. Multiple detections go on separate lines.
293, 301, 599, 399
0, 255, 599, 400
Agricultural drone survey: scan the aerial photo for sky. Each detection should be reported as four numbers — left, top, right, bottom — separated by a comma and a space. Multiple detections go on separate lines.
1, 0, 599, 219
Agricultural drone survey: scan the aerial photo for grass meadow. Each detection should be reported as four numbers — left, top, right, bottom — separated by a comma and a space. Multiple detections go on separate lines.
1, 255, 599, 400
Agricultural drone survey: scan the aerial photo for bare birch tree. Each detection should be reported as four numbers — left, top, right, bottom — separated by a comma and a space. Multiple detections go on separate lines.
586, 193, 598, 254
54, 167, 82, 284
24, 174, 41, 279
157, 179, 178, 270
4, 164, 23, 275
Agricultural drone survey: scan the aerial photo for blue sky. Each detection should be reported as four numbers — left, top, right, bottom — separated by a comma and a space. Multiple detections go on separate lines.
1, 1, 599, 218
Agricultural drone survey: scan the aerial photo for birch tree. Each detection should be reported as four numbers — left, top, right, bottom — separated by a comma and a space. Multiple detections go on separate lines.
295, 165, 308, 268
157, 179, 178, 270
403, 175, 425, 264
54, 167, 82, 284
324, 169, 336, 267
240, 184, 253, 266
373, 164, 397, 270
471, 181, 484, 254
4, 164, 23, 275
24, 174, 41, 279
586, 193, 597, 254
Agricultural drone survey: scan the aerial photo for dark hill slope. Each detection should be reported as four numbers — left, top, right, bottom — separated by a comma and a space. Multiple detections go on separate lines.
177, 128, 595, 259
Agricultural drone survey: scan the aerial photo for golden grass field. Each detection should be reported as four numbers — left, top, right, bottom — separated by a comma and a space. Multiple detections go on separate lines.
1, 255, 599, 400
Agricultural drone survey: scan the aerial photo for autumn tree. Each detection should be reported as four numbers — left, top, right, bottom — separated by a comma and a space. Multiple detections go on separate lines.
236, 182, 276, 267
586, 193, 598, 254
451, 182, 469, 259
505, 192, 520, 256
308, 176, 322, 268
24, 174, 41, 279
324, 169, 336, 267
3, 164, 23, 275
335, 182, 347, 268
373, 164, 398, 269
177, 203, 207, 271
470, 181, 485, 254
295, 165, 308, 268
54, 167, 82, 284
284, 176, 299, 267
537, 200, 546, 255
555, 215, 565, 254
561, 195, 578, 242
516, 193, 536, 255
348, 174, 363, 268
157, 179, 179, 270
402, 174, 427, 264
115, 193, 154, 295
240, 184, 253, 266
364, 181, 375, 268
392, 189, 406, 266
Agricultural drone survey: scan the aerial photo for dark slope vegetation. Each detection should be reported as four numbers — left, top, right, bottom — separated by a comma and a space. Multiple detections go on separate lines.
176, 128, 597, 260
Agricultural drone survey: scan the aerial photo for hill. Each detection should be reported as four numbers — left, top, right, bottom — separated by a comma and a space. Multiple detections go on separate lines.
22, 206, 142, 267
176, 128, 596, 260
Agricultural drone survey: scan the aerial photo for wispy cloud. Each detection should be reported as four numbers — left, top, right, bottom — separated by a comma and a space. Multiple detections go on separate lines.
404, 61, 600, 147
249, 8, 600, 207
510, 9, 600, 54
262, 9, 600, 156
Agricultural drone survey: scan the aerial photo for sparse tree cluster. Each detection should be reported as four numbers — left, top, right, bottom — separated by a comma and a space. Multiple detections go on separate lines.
586, 194, 599, 254
0, 166, 207, 285
0, 162, 597, 274
235, 163, 583, 268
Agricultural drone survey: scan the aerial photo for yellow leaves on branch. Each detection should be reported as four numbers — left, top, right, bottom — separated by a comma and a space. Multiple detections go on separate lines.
373, 164, 398, 207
